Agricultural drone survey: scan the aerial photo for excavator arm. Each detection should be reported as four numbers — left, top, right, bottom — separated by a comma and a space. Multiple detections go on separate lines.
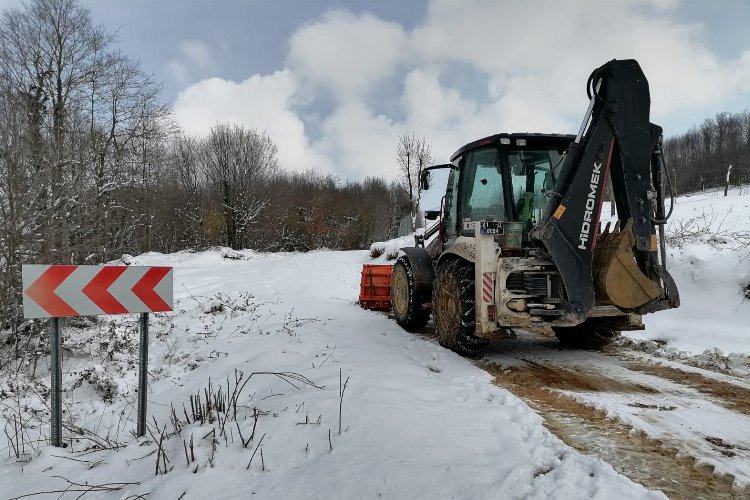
531, 59, 679, 323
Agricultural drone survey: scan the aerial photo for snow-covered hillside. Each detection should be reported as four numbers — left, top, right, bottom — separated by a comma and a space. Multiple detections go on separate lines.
629, 187, 749, 354
0, 188, 748, 499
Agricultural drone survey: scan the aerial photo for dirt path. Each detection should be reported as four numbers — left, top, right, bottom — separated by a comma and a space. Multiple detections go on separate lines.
475, 329, 750, 498
414, 325, 750, 497
482, 360, 743, 498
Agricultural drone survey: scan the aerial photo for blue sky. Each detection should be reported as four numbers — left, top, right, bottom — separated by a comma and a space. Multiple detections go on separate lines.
7, 0, 750, 181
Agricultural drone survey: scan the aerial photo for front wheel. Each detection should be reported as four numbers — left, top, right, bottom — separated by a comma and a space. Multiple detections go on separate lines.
432, 259, 489, 356
391, 256, 429, 330
552, 321, 619, 350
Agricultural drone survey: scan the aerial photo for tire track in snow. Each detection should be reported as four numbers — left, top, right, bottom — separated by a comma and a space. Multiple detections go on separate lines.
623, 361, 750, 416
410, 325, 750, 497
482, 360, 746, 499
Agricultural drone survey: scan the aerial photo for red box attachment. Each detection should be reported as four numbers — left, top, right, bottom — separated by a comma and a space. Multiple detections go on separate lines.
359, 264, 393, 311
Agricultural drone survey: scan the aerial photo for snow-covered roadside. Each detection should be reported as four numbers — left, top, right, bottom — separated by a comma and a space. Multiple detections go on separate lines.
623, 187, 750, 355
0, 249, 661, 499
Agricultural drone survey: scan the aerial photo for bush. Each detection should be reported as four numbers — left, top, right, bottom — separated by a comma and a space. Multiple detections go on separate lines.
369, 243, 385, 259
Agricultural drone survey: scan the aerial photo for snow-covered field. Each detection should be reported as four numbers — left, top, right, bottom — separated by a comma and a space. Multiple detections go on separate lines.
631, 187, 750, 354
0, 187, 748, 499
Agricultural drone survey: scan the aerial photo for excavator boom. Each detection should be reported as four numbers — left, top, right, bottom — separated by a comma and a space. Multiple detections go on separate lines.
531, 59, 679, 321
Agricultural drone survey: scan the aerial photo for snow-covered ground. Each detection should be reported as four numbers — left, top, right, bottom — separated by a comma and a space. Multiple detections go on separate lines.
1, 250, 661, 499
605, 186, 750, 354
646, 189, 749, 354
1, 187, 748, 499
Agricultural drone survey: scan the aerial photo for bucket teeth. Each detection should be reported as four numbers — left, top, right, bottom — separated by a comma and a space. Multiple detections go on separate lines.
593, 219, 661, 309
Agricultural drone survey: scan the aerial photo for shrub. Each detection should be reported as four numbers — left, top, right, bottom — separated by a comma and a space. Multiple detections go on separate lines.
369, 243, 385, 259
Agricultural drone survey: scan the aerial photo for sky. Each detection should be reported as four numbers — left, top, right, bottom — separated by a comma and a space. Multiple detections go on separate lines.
5, 0, 750, 182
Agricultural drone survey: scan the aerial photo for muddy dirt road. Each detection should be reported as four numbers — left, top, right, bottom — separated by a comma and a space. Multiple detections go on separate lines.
419, 326, 750, 498
479, 329, 750, 498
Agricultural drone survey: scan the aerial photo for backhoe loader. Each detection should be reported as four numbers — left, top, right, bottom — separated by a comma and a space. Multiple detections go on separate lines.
389, 59, 680, 355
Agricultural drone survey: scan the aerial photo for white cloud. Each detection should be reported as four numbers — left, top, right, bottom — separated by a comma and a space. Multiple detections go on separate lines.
173, 70, 330, 174
737, 51, 750, 92
397, 69, 575, 167
402, 69, 476, 130
412, 0, 750, 129
165, 39, 217, 84
165, 60, 189, 85
286, 9, 407, 99
180, 40, 214, 71
314, 101, 399, 179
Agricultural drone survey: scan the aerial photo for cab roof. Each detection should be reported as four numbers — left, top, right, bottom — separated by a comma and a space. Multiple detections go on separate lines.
450, 132, 576, 162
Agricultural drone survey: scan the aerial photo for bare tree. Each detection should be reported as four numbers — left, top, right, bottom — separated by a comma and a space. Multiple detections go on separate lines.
397, 132, 432, 222
0, 0, 115, 262
203, 124, 278, 249
0, 0, 173, 337
161, 135, 206, 250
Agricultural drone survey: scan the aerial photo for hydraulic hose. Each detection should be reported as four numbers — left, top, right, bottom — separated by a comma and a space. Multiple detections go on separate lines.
586, 66, 604, 101
650, 144, 675, 225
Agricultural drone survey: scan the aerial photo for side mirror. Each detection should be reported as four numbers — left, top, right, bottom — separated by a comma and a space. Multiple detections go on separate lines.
424, 209, 440, 221
420, 170, 431, 191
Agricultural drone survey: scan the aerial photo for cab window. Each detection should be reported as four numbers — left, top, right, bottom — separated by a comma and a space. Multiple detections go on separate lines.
509, 149, 561, 232
460, 147, 504, 222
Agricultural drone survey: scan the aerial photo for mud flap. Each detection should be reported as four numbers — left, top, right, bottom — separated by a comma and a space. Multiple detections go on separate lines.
399, 247, 436, 295
593, 219, 660, 308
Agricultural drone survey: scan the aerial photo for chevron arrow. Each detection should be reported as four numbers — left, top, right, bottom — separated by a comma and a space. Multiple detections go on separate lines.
81, 266, 129, 314
24, 266, 79, 317
132, 267, 172, 312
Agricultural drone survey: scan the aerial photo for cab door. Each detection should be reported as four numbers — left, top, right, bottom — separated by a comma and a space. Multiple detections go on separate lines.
442, 159, 461, 243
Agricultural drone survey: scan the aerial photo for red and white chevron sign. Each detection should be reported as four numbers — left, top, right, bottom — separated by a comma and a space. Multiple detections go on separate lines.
22, 265, 173, 318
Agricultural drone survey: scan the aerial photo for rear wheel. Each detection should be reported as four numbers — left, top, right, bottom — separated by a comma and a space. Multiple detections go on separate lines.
391, 256, 429, 330
433, 259, 489, 356
553, 321, 619, 350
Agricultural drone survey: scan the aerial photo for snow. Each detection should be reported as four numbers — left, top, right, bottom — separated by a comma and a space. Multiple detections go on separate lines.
570, 387, 750, 482
0, 249, 661, 499
369, 232, 421, 261
606, 186, 750, 355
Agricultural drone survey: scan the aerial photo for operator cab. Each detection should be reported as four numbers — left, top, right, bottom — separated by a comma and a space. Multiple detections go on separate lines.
441, 133, 574, 246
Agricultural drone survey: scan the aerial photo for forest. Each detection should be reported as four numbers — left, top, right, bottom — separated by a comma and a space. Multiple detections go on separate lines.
664, 111, 750, 195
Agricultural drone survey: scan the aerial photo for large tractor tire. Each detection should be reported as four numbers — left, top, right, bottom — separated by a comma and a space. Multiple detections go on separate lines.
552, 320, 619, 350
432, 259, 489, 356
391, 256, 430, 330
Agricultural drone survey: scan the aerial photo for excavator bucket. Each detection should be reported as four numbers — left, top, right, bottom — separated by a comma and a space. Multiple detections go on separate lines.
592, 219, 661, 309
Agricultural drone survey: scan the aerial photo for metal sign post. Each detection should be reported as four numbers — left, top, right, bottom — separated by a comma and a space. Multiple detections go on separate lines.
49, 317, 62, 447
137, 313, 149, 437
22, 265, 173, 447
